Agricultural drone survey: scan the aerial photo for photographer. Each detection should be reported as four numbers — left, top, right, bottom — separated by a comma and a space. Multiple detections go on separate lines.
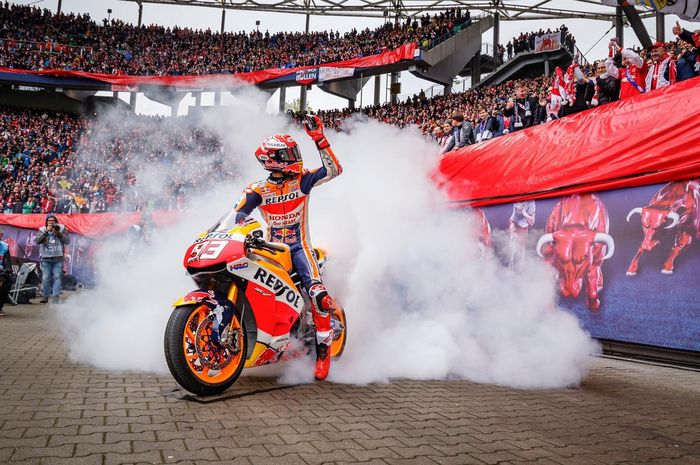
36, 214, 70, 304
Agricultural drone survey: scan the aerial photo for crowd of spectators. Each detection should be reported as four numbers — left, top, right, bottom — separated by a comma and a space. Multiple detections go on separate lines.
300, 25, 698, 154
0, 2, 697, 214
0, 2, 470, 75
0, 107, 228, 214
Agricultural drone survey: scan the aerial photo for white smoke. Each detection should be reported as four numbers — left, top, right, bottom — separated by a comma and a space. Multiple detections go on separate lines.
58, 88, 597, 388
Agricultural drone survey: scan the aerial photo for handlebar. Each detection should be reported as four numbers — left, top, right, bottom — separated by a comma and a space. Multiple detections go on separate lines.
266, 242, 287, 253
245, 234, 287, 253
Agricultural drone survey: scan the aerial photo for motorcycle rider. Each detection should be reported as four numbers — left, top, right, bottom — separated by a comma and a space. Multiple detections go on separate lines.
233, 115, 342, 381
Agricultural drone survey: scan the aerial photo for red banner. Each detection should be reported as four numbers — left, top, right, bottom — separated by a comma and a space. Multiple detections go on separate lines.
0, 43, 417, 89
436, 77, 700, 207
0, 211, 180, 238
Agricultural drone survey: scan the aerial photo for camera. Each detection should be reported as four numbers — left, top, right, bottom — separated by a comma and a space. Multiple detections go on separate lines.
52, 224, 61, 232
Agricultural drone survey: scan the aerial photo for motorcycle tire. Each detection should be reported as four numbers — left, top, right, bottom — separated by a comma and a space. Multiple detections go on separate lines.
164, 304, 247, 397
330, 305, 347, 358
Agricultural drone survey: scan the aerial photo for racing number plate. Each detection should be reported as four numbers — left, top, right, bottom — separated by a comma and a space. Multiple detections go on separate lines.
187, 240, 228, 263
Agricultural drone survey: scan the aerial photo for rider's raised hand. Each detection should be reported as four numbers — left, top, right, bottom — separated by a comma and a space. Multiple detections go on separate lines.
304, 114, 330, 150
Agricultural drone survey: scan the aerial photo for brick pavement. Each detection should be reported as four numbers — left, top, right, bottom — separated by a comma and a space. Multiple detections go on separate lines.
1, 304, 699, 465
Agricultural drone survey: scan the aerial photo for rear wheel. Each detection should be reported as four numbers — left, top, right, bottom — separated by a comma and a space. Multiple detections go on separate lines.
164, 304, 246, 396
330, 305, 347, 358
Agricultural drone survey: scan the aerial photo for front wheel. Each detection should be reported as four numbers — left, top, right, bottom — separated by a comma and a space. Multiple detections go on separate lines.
164, 304, 247, 396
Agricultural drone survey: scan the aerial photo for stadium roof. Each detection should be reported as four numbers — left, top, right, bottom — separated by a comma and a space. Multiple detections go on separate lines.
119, 0, 657, 20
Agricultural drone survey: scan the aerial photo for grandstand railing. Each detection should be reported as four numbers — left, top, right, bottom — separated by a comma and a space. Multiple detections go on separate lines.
0, 38, 93, 57
422, 13, 487, 51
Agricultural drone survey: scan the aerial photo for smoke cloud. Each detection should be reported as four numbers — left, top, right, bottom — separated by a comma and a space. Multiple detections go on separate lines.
58, 88, 597, 389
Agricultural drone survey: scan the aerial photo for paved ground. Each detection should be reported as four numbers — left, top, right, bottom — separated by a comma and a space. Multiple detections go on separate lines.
1, 304, 699, 465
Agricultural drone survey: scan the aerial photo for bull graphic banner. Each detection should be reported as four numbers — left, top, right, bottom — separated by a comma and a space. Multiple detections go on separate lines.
601, 1, 700, 21
318, 66, 355, 82
477, 181, 700, 352
534, 32, 562, 52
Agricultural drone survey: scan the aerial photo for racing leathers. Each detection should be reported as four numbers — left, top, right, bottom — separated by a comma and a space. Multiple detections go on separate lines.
233, 132, 342, 380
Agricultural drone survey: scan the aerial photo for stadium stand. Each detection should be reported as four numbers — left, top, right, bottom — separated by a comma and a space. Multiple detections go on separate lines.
0, 1, 697, 212
0, 3, 471, 75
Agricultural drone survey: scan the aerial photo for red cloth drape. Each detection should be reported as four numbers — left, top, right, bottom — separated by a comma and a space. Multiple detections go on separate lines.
0, 43, 417, 88
0, 211, 180, 238
436, 77, 700, 207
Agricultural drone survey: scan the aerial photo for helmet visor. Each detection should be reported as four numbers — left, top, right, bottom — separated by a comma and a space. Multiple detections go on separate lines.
274, 145, 301, 162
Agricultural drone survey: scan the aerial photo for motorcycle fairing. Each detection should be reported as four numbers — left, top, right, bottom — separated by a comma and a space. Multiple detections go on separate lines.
231, 260, 304, 315
238, 260, 304, 368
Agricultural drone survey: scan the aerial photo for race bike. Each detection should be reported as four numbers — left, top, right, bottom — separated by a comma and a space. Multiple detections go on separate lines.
164, 213, 347, 396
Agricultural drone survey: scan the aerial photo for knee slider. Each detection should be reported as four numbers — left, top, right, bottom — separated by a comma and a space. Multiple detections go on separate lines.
308, 281, 333, 312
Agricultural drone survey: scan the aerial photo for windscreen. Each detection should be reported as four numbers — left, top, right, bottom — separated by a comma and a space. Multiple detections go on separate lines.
210, 210, 239, 233
209, 212, 261, 234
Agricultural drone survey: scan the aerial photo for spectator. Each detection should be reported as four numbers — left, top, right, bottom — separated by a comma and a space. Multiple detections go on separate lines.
22, 197, 35, 214
645, 42, 676, 91
592, 60, 619, 106
35, 214, 70, 304
433, 126, 453, 154
675, 39, 698, 81
0, 229, 11, 317
447, 113, 474, 150
672, 20, 700, 68
537, 94, 554, 122
605, 39, 648, 100
506, 41, 513, 60
503, 81, 540, 130
561, 64, 595, 117
474, 110, 498, 143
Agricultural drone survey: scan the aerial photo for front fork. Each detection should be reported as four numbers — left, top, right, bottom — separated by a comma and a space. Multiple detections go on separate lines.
172, 285, 240, 347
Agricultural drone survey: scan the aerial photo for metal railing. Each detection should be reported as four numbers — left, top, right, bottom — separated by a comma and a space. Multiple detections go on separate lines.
421, 12, 487, 51
0, 38, 93, 57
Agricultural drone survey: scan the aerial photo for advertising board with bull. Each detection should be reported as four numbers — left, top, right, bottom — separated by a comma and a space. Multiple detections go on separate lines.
476, 180, 700, 353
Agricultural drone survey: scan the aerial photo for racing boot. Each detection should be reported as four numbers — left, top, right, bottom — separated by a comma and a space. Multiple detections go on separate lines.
315, 340, 331, 381
309, 282, 334, 380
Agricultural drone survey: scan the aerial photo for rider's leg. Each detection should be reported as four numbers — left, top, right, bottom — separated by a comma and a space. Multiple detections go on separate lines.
290, 244, 334, 380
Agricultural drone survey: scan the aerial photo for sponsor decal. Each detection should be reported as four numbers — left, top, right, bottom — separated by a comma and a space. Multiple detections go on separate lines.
295, 68, 318, 85
318, 66, 355, 82
196, 231, 233, 241
267, 211, 302, 226
253, 267, 302, 310
253, 287, 273, 297
231, 262, 248, 270
264, 191, 301, 204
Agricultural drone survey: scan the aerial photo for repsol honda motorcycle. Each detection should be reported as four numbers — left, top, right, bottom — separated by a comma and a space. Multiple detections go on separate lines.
164, 213, 347, 396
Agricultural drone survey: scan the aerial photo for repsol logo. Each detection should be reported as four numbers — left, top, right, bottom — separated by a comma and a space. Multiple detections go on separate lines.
265, 191, 300, 204
253, 268, 301, 309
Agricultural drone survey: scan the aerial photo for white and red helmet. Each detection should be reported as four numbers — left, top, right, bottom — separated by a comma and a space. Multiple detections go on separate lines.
255, 134, 303, 175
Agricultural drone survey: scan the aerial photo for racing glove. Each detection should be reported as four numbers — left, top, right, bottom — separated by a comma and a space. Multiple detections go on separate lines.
304, 114, 330, 150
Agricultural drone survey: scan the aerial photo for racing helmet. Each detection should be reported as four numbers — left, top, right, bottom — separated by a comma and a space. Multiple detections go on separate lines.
255, 134, 303, 175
